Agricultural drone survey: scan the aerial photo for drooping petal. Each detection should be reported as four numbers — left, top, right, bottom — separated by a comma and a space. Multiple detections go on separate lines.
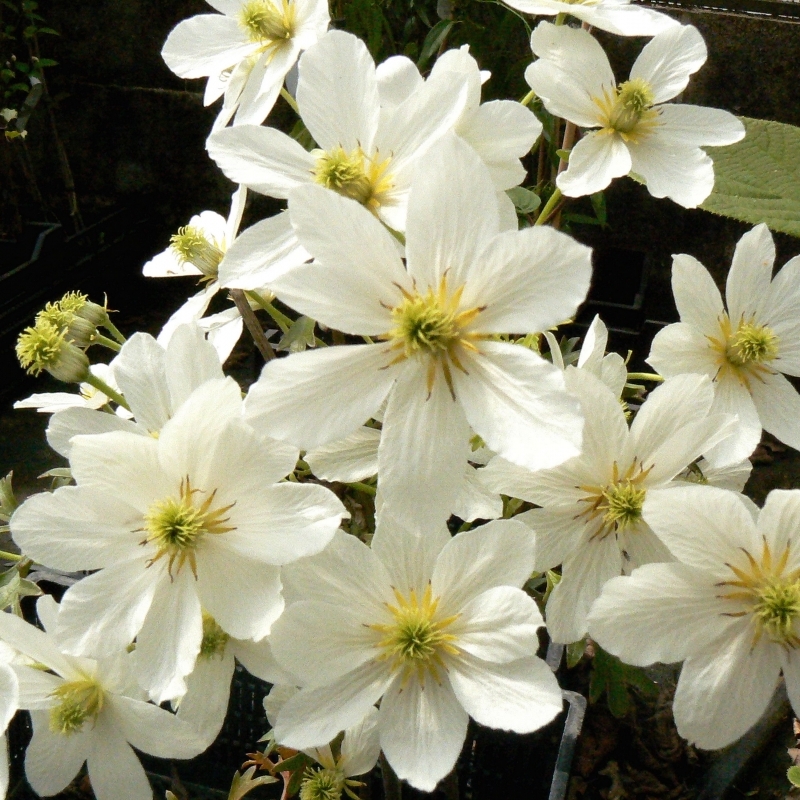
587, 563, 739, 665
378, 673, 468, 793
244, 344, 401, 449
672, 630, 781, 750
0, 612, 79, 681
557, 131, 632, 198
630, 25, 707, 104
340, 707, 381, 778
454, 341, 583, 473
575, 2, 679, 36
448, 654, 562, 732
706, 375, 762, 465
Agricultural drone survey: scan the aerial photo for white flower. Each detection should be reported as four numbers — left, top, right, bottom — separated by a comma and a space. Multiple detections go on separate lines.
524, 23, 744, 207
264, 686, 380, 798
502, 0, 677, 36
543, 314, 628, 397
161, 0, 329, 129
0, 643, 18, 800
649, 223, 800, 463
243, 135, 591, 526
45, 324, 227, 458
144, 187, 247, 353
269, 518, 562, 791
11, 378, 346, 702
375, 46, 542, 192
480, 370, 737, 643
0, 597, 204, 800
14, 364, 122, 414
305, 428, 503, 523
588, 486, 800, 750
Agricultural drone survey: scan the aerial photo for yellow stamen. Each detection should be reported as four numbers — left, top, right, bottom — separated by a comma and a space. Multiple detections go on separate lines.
49, 678, 104, 736
592, 78, 660, 144
238, 0, 294, 43
311, 146, 394, 211
707, 314, 779, 391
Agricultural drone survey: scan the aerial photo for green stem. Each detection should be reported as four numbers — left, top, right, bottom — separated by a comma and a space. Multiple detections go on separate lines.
0, 550, 22, 562
534, 187, 562, 226
102, 319, 127, 344
280, 87, 300, 115
520, 89, 535, 107
627, 372, 664, 382
93, 334, 121, 352
246, 292, 292, 335
554, 11, 568, 24
349, 481, 377, 497
83, 373, 131, 411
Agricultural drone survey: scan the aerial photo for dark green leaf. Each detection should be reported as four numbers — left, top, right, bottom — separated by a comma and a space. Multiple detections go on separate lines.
417, 19, 453, 70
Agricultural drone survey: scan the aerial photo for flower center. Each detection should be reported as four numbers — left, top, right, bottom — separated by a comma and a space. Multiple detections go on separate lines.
49, 678, 104, 736
707, 314, 779, 388
717, 539, 800, 647
300, 768, 346, 800
170, 225, 225, 280
370, 584, 459, 686
199, 612, 230, 659
594, 78, 659, 142
382, 277, 485, 398
15, 318, 90, 382
141, 477, 235, 578
311, 147, 393, 210
238, 0, 294, 43
578, 458, 653, 540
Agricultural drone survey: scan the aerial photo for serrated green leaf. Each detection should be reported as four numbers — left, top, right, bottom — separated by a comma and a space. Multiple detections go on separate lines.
788, 765, 800, 787
506, 186, 541, 214
277, 316, 316, 353
702, 117, 800, 238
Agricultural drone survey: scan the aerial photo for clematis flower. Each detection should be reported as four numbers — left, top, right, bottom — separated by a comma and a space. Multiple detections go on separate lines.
11, 378, 346, 702
243, 135, 591, 526
44, 324, 227, 458
14, 363, 122, 415
588, 486, 800, 750
161, 0, 329, 129
524, 23, 744, 207
479, 370, 737, 644
269, 518, 563, 791
0, 597, 204, 800
264, 686, 380, 800
501, 0, 677, 36
649, 223, 800, 463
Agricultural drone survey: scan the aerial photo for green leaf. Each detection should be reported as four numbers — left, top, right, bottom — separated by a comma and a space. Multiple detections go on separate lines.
788, 765, 800, 787
702, 117, 800, 238
417, 20, 453, 70
0, 567, 42, 614
37, 26, 59, 35
228, 767, 277, 800
277, 316, 316, 353
589, 646, 658, 718
0, 472, 17, 521
35, 58, 57, 67
566, 638, 586, 669
38, 467, 72, 479
506, 186, 541, 214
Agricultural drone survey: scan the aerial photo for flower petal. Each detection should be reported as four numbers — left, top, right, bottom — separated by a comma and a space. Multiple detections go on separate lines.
86, 721, 153, 800
655, 104, 744, 148
647, 322, 718, 380
25, 714, 88, 796
628, 139, 713, 208
174, 652, 235, 748
557, 131, 632, 198
671, 254, 724, 337
750, 370, 800, 451
726, 223, 776, 325
305, 426, 380, 482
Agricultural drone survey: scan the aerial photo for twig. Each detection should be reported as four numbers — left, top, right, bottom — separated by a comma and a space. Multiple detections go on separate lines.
230, 289, 276, 361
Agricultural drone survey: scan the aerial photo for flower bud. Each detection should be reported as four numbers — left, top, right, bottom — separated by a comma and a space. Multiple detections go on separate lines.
16, 320, 90, 383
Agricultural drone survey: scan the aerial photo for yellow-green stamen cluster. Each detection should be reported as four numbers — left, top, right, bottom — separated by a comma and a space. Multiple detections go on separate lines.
579, 458, 653, 539
383, 277, 485, 398
594, 78, 659, 142
299, 768, 346, 800
311, 146, 395, 212
371, 584, 459, 686
708, 314, 780, 389
49, 677, 104, 736
16, 319, 89, 382
170, 225, 225, 280
239, 0, 294, 43
141, 477, 235, 578
199, 612, 230, 659
717, 538, 800, 647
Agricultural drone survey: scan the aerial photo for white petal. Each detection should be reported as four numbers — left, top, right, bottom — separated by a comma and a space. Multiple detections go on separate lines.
25, 715, 88, 796
433, 520, 537, 613
526, 22, 614, 128
244, 344, 400, 449
557, 131, 632, 198
379, 673, 468, 792
448, 654, 562, 732
756, 490, 800, 568
705, 375, 762, 465
673, 630, 780, 750
647, 322, 718, 380
751, 371, 800, 451
453, 466, 503, 522
57, 560, 158, 658
206, 125, 314, 198
516, 507, 585, 572
133, 566, 202, 703
86, 722, 153, 800
305, 426, 380, 482
376, 55, 422, 109
573, 2, 679, 36
587, 563, 740, 665
671, 254, 724, 338
642, 484, 759, 574
297, 30, 379, 153
275, 662, 391, 748
175, 652, 235, 748
466, 225, 591, 334
630, 25, 707, 104
454, 341, 583, 472
0, 663, 17, 732
234, 637, 297, 685
656, 104, 744, 148
157, 285, 218, 347
378, 360, 471, 527
726, 223, 775, 324
165, 324, 225, 411
0, 612, 78, 680
234, 43, 297, 127
219, 212, 309, 289
340, 707, 380, 777
112, 332, 171, 431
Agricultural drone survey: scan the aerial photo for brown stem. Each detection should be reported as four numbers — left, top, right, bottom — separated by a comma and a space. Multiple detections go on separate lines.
380, 753, 402, 800
229, 289, 276, 361
536, 133, 547, 189
557, 121, 577, 176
